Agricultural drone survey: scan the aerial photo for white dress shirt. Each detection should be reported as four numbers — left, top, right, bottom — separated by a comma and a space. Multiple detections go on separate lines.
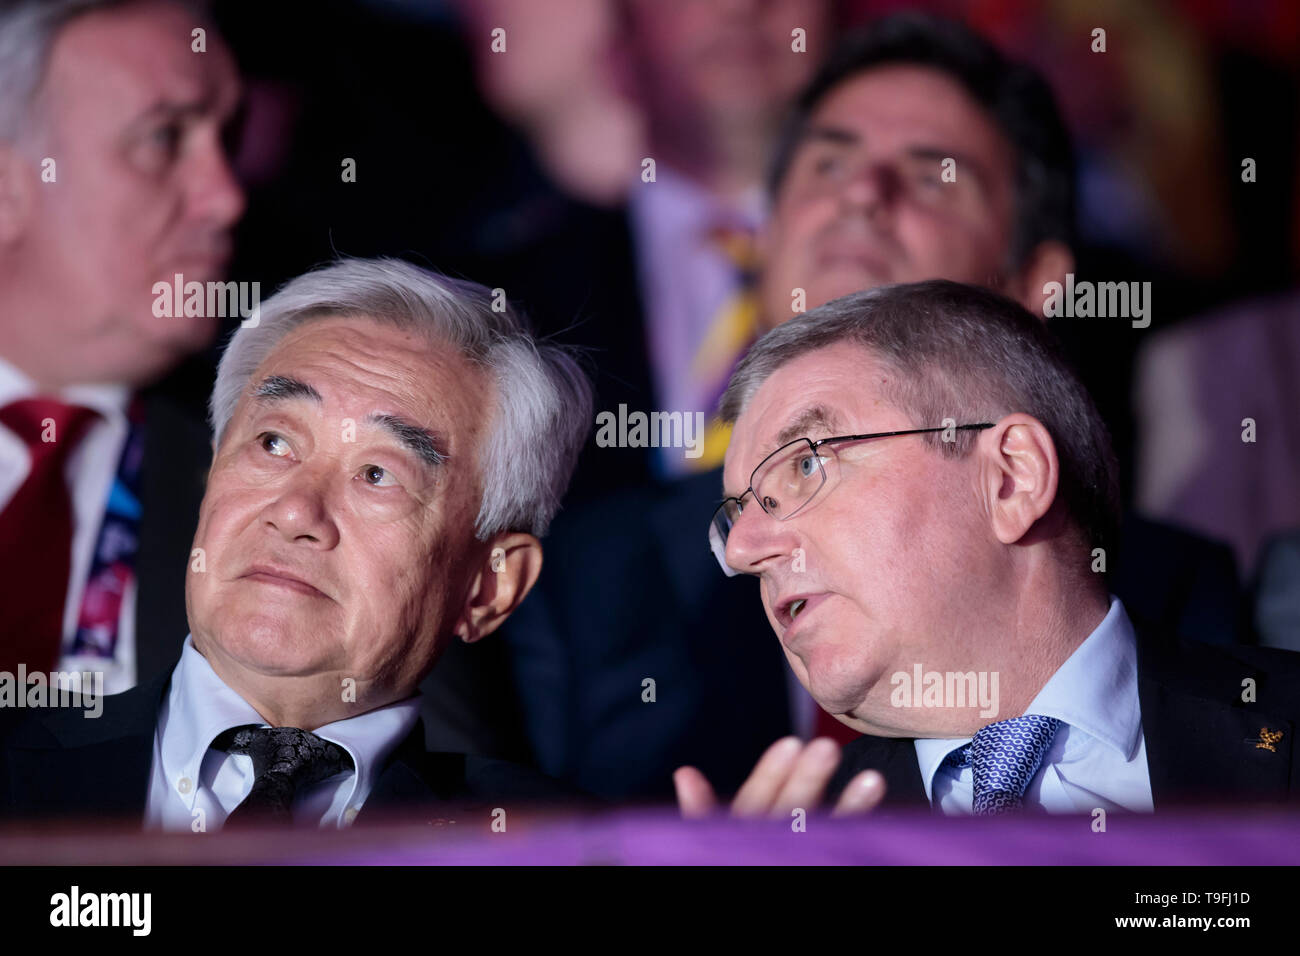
144, 635, 421, 831
0, 354, 137, 692
916, 596, 1154, 815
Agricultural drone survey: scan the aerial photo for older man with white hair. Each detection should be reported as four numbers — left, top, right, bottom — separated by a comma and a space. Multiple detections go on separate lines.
0, 257, 594, 829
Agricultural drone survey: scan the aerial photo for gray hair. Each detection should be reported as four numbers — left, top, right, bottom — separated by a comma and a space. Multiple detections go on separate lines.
210, 258, 593, 540
719, 280, 1120, 555
0, 0, 209, 140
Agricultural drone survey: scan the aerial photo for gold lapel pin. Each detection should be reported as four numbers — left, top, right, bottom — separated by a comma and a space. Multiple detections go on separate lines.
1254, 728, 1284, 753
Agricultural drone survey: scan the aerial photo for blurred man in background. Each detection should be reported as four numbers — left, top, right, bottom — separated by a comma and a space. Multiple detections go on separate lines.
0, 0, 245, 691
1135, 290, 1300, 595
461, 0, 833, 496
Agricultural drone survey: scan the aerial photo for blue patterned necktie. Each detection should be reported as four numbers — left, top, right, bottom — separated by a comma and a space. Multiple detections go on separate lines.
942, 715, 1062, 815
212, 725, 354, 827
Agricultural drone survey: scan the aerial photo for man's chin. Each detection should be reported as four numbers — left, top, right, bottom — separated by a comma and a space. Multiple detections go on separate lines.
154, 313, 219, 352
797, 648, 880, 720
200, 614, 343, 678
813, 272, 891, 309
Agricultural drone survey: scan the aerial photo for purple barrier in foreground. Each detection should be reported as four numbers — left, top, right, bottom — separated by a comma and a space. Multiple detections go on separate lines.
3, 807, 1297, 865
293, 807, 1300, 866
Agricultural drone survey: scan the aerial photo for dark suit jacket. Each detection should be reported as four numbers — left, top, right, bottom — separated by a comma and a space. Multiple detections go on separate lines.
826, 631, 1300, 810
132, 360, 214, 687
503, 468, 791, 801
503, 465, 1254, 802
0, 667, 585, 827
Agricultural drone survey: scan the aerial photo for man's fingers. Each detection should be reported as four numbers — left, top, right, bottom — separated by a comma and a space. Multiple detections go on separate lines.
719, 738, 885, 820
831, 769, 887, 817
769, 737, 841, 817
673, 766, 719, 819
730, 736, 804, 817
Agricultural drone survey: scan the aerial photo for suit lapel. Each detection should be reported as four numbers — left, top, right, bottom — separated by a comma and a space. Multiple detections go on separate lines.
1135, 634, 1294, 807
830, 734, 928, 808
358, 719, 451, 822
133, 387, 211, 686
5, 671, 169, 820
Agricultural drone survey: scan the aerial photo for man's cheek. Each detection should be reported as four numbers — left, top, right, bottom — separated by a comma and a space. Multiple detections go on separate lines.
193, 487, 257, 556
904, 219, 982, 279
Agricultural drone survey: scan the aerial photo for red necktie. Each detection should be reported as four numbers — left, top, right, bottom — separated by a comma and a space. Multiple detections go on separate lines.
0, 398, 99, 673
813, 706, 861, 746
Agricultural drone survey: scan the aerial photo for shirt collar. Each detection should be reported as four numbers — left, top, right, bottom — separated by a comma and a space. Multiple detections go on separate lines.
161, 635, 422, 814
0, 351, 130, 421
627, 164, 764, 246
913, 596, 1141, 801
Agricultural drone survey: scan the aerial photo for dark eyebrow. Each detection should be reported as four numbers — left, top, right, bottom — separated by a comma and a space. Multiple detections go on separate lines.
127, 95, 219, 131
251, 375, 321, 405
799, 124, 859, 149
723, 405, 842, 500
364, 413, 448, 470
251, 378, 447, 470
775, 405, 841, 448
122, 81, 245, 135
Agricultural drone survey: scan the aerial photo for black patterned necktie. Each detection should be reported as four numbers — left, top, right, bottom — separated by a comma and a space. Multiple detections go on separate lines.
212, 725, 354, 827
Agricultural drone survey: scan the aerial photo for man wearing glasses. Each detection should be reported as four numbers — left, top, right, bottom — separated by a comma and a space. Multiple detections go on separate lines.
502, 12, 1243, 807
675, 280, 1299, 817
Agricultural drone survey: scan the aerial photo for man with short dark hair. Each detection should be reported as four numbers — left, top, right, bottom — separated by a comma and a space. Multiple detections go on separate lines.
675, 280, 1300, 817
756, 11, 1074, 329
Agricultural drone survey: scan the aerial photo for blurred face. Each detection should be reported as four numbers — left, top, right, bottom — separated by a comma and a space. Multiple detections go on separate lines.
759, 66, 1018, 329
187, 317, 493, 700
627, 0, 827, 123
23, 0, 244, 379
722, 342, 1002, 736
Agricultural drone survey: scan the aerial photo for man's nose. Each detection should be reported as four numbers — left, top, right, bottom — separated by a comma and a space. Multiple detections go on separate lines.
839, 160, 898, 219
724, 503, 801, 575
188, 129, 246, 231
259, 468, 340, 549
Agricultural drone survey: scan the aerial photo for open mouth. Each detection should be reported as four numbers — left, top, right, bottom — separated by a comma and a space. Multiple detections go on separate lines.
776, 592, 830, 630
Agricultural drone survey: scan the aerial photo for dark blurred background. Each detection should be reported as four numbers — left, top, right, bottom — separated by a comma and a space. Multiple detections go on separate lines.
212, 0, 1299, 498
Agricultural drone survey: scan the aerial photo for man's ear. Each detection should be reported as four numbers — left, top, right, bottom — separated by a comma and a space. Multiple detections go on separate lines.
1004, 240, 1074, 319
979, 414, 1060, 545
452, 532, 544, 644
0, 144, 37, 245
